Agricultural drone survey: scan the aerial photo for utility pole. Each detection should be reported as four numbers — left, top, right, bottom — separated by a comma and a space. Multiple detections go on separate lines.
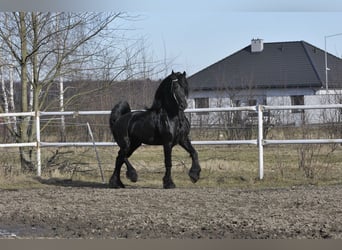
324, 32, 342, 91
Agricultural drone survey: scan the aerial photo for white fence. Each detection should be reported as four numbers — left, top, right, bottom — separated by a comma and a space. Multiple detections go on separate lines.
2, 104, 342, 180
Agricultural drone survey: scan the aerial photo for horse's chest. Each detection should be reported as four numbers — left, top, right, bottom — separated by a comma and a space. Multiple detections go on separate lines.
159, 116, 188, 141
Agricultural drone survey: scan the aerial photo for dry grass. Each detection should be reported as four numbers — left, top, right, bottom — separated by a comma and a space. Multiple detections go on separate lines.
1, 143, 342, 190
0, 174, 46, 189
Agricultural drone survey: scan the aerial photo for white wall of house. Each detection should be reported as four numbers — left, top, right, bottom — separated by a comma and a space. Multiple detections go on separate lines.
188, 88, 342, 126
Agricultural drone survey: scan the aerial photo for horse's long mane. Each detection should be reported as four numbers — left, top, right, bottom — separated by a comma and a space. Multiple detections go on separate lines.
149, 71, 188, 115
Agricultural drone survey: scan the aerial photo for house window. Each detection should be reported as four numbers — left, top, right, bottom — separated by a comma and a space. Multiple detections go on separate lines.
233, 100, 241, 107
195, 98, 209, 109
248, 99, 257, 106
195, 97, 209, 115
247, 99, 258, 117
291, 95, 304, 113
261, 97, 267, 105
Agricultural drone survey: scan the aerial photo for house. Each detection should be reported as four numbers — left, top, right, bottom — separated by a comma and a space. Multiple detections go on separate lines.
188, 39, 342, 126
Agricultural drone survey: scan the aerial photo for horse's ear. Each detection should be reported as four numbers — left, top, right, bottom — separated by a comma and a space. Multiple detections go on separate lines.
172, 70, 174, 74
183, 71, 186, 77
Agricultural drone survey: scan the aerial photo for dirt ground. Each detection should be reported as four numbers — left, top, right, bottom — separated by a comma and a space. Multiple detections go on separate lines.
0, 180, 342, 239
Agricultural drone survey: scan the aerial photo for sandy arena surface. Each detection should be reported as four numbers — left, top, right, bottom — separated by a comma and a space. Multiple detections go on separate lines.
0, 182, 342, 239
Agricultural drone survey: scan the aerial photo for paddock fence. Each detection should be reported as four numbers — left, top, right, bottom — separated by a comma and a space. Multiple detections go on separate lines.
1, 104, 342, 180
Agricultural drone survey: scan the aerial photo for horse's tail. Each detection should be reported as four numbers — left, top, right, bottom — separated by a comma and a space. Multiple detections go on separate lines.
109, 101, 131, 135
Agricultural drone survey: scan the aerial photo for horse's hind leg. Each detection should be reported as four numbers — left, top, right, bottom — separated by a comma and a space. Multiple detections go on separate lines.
179, 137, 201, 183
109, 149, 126, 188
124, 142, 141, 182
124, 159, 138, 182
109, 142, 140, 188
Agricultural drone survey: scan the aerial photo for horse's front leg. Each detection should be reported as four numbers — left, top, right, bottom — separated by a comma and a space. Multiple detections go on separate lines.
179, 137, 201, 183
163, 144, 176, 189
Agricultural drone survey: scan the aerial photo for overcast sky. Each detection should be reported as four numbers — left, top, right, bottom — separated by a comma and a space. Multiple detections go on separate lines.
3, 0, 342, 77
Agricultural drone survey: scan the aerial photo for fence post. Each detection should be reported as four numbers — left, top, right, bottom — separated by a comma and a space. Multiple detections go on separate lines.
87, 122, 105, 183
36, 110, 41, 176
257, 105, 264, 180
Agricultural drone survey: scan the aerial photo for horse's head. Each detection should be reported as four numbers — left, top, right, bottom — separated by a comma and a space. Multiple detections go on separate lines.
169, 71, 189, 110
150, 71, 189, 115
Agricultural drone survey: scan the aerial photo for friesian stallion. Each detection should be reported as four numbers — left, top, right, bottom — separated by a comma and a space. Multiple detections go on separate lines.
109, 71, 201, 189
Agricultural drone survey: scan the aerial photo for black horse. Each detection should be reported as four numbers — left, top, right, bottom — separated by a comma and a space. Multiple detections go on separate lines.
109, 71, 201, 189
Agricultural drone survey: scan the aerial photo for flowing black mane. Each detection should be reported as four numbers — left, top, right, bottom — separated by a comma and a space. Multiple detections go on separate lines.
109, 71, 200, 189
149, 71, 188, 116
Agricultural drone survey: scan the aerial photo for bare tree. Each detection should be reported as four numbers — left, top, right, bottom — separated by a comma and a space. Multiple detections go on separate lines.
0, 12, 151, 172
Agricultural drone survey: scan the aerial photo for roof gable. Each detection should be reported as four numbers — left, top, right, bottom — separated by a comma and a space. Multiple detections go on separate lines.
189, 41, 342, 91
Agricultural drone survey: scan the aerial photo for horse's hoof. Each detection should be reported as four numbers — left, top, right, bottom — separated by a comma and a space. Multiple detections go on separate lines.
109, 176, 125, 188
189, 169, 201, 183
109, 183, 125, 189
163, 183, 176, 189
163, 180, 176, 189
126, 170, 138, 183
108, 182, 125, 188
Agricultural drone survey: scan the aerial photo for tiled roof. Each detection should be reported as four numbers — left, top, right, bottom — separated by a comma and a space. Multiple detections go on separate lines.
189, 41, 342, 91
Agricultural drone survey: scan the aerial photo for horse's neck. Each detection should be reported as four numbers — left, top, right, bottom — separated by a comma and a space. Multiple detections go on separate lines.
162, 109, 186, 124
161, 107, 181, 118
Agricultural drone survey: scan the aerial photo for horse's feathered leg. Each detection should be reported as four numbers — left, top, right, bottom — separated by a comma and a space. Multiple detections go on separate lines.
109, 140, 141, 188
124, 159, 138, 183
109, 150, 126, 188
179, 137, 201, 183
163, 144, 176, 189
124, 141, 141, 182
